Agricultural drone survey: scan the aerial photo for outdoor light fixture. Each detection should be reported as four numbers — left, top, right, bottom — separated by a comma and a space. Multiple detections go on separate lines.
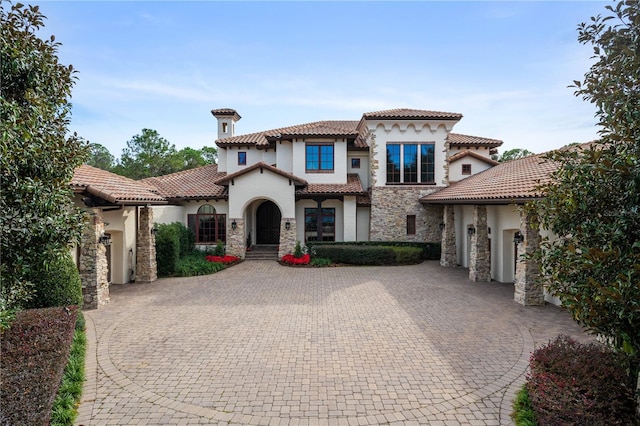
285, 221, 291, 230
99, 232, 112, 246
513, 231, 524, 245
467, 226, 476, 236
151, 224, 159, 236
439, 223, 445, 231
231, 220, 237, 231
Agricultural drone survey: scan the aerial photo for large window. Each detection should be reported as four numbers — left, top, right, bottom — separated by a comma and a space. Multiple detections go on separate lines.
386, 143, 435, 184
304, 208, 335, 241
306, 144, 334, 172
188, 204, 226, 244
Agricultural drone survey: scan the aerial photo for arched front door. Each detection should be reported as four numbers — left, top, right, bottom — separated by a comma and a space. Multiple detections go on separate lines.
256, 200, 281, 244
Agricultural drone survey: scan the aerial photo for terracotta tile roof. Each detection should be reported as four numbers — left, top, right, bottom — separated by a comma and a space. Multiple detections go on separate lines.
297, 174, 366, 196
215, 162, 308, 186
448, 150, 500, 166
357, 194, 371, 206
448, 133, 504, 148
142, 164, 227, 200
421, 154, 558, 204
72, 165, 167, 204
216, 120, 361, 148
362, 108, 463, 120
211, 108, 241, 120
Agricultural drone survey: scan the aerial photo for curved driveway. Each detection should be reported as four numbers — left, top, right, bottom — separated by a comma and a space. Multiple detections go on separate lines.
76, 261, 590, 426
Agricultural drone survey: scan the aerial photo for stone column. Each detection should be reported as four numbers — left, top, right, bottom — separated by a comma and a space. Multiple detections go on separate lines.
440, 204, 457, 267
226, 218, 245, 259
514, 211, 544, 305
469, 205, 491, 282
79, 209, 109, 310
278, 218, 297, 259
136, 206, 157, 283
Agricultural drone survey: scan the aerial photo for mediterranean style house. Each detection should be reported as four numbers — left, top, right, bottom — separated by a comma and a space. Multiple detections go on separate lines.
71, 107, 562, 310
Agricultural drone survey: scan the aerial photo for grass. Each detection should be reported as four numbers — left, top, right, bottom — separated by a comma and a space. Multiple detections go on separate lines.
512, 385, 537, 426
50, 313, 87, 426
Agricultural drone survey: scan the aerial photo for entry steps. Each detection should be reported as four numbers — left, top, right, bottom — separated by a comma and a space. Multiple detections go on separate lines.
244, 245, 279, 261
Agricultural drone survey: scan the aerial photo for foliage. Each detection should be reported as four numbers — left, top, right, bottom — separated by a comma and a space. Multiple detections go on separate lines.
390, 246, 423, 264
306, 241, 441, 260
110, 128, 218, 179
24, 252, 82, 309
526, 0, 640, 360
86, 142, 115, 171
155, 224, 181, 277
293, 240, 304, 258
176, 252, 225, 276
213, 240, 225, 256
512, 385, 537, 426
281, 253, 311, 265
0, 306, 78, 426
311, 245, 395, 266
1, 2, 88, 310
50, 313, 86, 426
525, 335, 635, 425
310, 257, 332, 267
498, 148, 535, 162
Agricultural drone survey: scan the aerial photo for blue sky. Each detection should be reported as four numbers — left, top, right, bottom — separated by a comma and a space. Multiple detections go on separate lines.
37, 1, 608, 159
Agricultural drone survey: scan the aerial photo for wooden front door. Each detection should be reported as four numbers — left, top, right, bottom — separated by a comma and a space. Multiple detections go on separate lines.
256, 201, 281, 244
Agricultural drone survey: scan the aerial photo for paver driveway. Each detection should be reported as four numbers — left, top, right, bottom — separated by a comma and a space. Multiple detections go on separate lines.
76, 261, 591, 426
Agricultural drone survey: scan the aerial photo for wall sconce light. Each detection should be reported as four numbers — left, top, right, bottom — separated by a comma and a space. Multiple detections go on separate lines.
231, 220, 237, 231
467, 226, 476, 236
99, 232, 112, 246
513, 231, 524, 244
151, 224, 159, 236
285, 221, 291, 230
439, 223, 445, 231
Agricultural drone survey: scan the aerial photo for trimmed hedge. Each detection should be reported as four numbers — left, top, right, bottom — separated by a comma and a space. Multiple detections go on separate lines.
307, 241, 441, 260
156, 222, 199, 276
24, 253, 82, 309
0, 306, 78, 426
310, 245, 395, 266
526, 335, 635, 425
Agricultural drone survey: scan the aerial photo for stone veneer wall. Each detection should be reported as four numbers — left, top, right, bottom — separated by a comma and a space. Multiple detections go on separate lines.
226, 218, 245, 259
136, 206, 157, 283
514, 211, 544, 305
79, 209, 109, 310
440, 204, 457, 267
469, 205, 491, 282
370, 186, 443, 242
278, 218, 297, 259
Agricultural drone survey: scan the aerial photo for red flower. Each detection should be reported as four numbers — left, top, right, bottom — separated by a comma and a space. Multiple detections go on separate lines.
205, 255, 239, 264
281, 253, 310, 265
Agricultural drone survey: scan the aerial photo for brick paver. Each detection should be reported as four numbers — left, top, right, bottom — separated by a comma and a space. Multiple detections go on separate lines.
76, 261, 591, 425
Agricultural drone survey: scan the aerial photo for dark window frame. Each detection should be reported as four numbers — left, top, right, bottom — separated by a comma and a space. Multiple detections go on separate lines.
187, 204, 226, 244
238, 151, 247, 166
351, 158, 361, 169
407, 215, 417, 235
462, 164, 472, 175
306, 143, 334, 173
386, 142, 435, 184
304, 207, 335, 242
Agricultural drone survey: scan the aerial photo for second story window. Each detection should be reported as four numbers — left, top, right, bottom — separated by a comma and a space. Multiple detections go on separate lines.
462, 164, 472, 175
238, 152, 247, 166
351, 158, 361, 169
386, 143, 435, 184
306, 143, 334, 172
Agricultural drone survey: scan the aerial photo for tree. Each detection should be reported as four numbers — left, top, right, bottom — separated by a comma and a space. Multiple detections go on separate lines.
526, 0, 639, 389
201, 146, 218, 165
176, 147, 208, 170
0, 2, 88, 311
113, 128, 179, 179
86, 142, 115, 171
497, 148, 534, 162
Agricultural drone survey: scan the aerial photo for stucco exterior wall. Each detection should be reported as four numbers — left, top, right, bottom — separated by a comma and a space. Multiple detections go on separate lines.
217, 147, 228, 172
153, 205, 185, 224
292, 138, 347, 184
229, 171, 295, 218
356, 206, 370, 241
347, 153, 370, 189
449, 157, 494, 183
275, 141, 293, 173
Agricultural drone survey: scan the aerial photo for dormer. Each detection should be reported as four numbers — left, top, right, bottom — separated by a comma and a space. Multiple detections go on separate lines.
211, 108, 241, 140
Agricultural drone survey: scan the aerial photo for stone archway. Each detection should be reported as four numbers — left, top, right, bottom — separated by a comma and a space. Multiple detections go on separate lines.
256, 200, 281, 244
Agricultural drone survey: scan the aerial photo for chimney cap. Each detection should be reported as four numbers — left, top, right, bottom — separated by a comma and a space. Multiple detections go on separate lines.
211, 108, 241, 121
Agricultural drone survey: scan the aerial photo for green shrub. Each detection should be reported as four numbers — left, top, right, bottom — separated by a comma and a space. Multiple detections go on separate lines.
526, 335, 635, 425
213, 240, 225, 256
155, 224, 181, 276
24, 253, 82, 309
0, 306, 78, 426
307, 241, 441, 260
310, 257, 332, 267
293, 240, 304, 258
512, 385, 537, 426
311, 245, 395, 266
175, 252, 225, 277
390, 246, 423, 264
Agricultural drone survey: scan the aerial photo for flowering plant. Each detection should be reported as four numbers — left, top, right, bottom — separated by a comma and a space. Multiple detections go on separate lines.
281, 253, 310, 265
206, 255, 239, 264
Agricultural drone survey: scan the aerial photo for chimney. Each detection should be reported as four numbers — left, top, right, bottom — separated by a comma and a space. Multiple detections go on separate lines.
211, 108, 241, 140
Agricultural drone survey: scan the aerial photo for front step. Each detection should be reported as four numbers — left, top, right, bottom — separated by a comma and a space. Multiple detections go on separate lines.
244, 245, 279, 261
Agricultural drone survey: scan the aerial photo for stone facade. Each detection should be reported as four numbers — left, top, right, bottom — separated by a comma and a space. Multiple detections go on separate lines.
278, 218, 297, 259
469, 205, 491, 282
136, 207, 157, 283
226, 218, 245, 259
370, 186, 443, 242
440, 204, 457, 267
514, 211, 544, 305
79, 209, 109, 310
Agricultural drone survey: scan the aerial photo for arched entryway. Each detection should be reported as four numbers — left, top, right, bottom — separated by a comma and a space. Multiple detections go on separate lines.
256, 200, 281, 244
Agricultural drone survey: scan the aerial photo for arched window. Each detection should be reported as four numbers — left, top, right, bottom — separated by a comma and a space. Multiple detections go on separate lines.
187, 204, 226, 244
